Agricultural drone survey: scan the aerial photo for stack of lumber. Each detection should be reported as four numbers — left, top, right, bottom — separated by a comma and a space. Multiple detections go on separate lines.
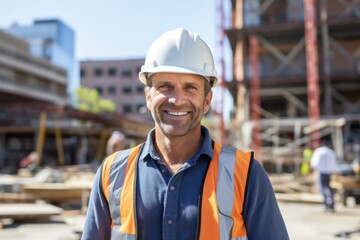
0, 192, 36, 203
331, 175, 360, 190
22, 182, 92, 203
0, 202, 63, 221
269, 174, 317, 194
331, 175, 360, 205
269, 173, 322, 204
0, 165, 96, 229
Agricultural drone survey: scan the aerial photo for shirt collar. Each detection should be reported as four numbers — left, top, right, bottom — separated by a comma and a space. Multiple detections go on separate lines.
139, 126, 214, 162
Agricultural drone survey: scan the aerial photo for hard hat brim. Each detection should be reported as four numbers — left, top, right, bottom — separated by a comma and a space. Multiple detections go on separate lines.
138, 66, 218, 86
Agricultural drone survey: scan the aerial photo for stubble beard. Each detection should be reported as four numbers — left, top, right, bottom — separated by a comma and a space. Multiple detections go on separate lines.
152, 110, 202, 138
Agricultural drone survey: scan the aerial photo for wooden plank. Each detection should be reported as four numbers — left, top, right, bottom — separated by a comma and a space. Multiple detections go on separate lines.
0, 193, 36, 203
22, 183, 92, 203
0, 203, 63, 220
54, 118, 65, 165
276, 193, 323, 204
331, 175, 360, 189
36, 111, 47, 166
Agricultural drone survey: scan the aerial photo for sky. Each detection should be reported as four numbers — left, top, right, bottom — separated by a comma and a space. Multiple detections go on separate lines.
0, 0, 221, 60
0, 0, 234, 120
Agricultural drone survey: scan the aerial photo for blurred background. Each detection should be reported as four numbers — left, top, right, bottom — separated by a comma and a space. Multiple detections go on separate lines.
0, 0, 359, 239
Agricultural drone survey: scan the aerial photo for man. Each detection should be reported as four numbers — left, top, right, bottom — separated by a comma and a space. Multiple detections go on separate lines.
106, 131, 126, 156
301, 146, 313, 176
311, 140, 339, 212
82, 28, 289, 240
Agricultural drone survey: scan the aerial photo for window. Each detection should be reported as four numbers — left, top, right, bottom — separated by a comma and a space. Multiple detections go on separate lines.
95, 87, 103, 95
43, 38, 52, 60
122, 68, 132, 77
94, 68, 103, 77
108, 85, 116, 94
122, 86, 132, 94
108, 67, 117, 76
80, 68, 86, 77
137, 85, 144, 93
123, 105, 132, 113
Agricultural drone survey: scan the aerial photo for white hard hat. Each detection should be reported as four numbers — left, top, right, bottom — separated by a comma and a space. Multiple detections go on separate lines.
139, 28, 218, 87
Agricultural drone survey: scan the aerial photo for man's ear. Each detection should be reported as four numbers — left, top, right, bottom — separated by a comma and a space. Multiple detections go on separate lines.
204, 90, 213, 114
145, 87, 151, 109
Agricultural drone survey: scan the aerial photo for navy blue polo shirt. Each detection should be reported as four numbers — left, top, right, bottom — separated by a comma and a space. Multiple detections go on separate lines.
82, 126, 289, 240
135, 126, 213, 239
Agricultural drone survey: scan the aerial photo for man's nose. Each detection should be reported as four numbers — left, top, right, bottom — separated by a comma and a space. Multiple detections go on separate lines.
168, 89, 186, 105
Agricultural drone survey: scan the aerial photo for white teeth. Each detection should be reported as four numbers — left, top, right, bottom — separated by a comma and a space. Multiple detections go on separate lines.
168, 111, 187, 116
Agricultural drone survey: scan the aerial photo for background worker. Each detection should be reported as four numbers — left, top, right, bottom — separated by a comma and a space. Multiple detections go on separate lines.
301, 145, 313, 176
82, 28, 289, 240
311, 140, 339, 212
105, 130, 125, 156
19, 151, 38, 173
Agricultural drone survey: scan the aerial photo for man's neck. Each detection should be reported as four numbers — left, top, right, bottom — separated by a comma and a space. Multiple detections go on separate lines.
154, 129, 202, 167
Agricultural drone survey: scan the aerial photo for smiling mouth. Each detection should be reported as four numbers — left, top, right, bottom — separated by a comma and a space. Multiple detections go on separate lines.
165, 111, 188, 116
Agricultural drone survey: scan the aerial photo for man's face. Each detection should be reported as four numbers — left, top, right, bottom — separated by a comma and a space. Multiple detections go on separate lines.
145, 72, 212, 138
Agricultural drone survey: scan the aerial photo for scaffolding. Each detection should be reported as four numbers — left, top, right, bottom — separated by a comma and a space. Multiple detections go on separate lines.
226, 0, 360, 172
0, 103, 152, 173
216, 0, 227, 144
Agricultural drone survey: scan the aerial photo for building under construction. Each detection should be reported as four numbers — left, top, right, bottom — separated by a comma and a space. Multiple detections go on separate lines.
0, 30, 152, 174
225, 0, 360, 171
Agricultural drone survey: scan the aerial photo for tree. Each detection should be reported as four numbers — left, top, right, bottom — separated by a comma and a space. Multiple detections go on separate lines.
75, 86, 116, 113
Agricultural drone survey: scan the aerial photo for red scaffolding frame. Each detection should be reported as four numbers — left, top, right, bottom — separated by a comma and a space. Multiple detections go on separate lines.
304, 0, 321, 149
217, 0, 226, 144
249, 34, 261, 158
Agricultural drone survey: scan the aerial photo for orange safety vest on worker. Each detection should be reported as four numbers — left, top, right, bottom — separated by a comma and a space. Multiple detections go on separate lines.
101, 142, 251, 240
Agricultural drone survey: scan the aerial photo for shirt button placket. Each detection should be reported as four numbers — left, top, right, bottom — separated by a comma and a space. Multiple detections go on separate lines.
163, 178, 179, 239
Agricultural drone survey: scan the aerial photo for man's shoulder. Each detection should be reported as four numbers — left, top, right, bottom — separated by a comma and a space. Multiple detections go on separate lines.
104, 147, 137, 165
225, 145, 253, 157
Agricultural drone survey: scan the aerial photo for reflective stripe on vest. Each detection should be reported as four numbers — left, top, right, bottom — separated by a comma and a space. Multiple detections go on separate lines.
101, 142, 251, 240
199, 142, 251, 240
101, 145, 141, 239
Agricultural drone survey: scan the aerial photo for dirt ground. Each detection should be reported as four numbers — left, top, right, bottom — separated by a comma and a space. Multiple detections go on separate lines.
0, 201, 359, 240
280, 201, 360, 240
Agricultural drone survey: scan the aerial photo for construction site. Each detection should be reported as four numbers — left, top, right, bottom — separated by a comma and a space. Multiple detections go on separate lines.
0, 0, 360, 239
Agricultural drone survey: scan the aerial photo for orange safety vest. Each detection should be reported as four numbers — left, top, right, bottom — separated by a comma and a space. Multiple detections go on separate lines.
101, 142, 252, 240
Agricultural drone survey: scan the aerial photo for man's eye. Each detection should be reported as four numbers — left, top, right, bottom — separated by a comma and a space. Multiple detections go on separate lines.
187, 85, 198, 90
158, 85, 169, 90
